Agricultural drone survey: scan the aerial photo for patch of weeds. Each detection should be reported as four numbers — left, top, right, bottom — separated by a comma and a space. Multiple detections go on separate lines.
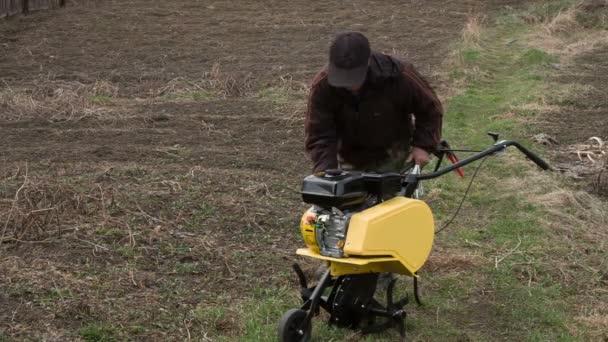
114, 244, 137, 259
122, 166, 148, 179
90, 95, 112, 104
160, 90, 216, 102
95, 227, 123, 239
159, 93, 178, 100
79, 323, 122, 341
240, 286, 300, 341
455, 228, 485, 242
524, 0, 577, 21
192, 305, 229, 333
489, 269, 572, 339
576, 8, 608, 30
174, 261, 200, 274
426, 273, 478, 308
5, 285, 34, 299
190, 90, 215, 101
163, 144, 192, 159
256, 86, 292, 105
548, 83, 600, 109
231, 250, 257, 263
191, 203, 215, 223
39, 288, 75, 306
520, 48, 559, 66
410, 318, 479, 341
158, 277, 186, 301
159, 242, 191, 257
460, 48, 482, 63
127, 325, 145, 335
487, 212, 540, 245
173, 199, 216, 230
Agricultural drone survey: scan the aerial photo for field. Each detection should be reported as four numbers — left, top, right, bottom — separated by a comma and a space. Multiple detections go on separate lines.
1, 0, 607, 341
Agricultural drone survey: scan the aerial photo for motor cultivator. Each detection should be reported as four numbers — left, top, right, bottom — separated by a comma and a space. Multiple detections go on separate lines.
278, 135, 550, 341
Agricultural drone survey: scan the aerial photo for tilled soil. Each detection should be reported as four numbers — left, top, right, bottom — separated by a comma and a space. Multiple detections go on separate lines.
541, 42, 608, 195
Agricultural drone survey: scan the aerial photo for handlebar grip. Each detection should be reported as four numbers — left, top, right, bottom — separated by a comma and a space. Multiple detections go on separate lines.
513, 142, 551, 170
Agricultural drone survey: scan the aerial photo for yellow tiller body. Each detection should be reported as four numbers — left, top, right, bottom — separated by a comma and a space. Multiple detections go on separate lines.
280, 139, 551, 342
298, 197, 434, 277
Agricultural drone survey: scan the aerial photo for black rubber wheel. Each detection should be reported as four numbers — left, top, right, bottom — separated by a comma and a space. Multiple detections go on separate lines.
278, 309, 312, 342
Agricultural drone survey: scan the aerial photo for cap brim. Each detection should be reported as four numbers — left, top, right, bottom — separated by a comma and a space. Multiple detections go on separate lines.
327, 63, 368, 88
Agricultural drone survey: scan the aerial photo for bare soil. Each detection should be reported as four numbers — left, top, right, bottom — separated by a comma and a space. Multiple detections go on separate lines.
540, 33, 608, 195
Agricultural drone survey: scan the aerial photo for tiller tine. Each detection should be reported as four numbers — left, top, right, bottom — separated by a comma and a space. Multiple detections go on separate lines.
362, 276, 409, 339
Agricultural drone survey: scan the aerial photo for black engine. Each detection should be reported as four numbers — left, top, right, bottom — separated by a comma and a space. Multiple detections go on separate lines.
301, 169, 402, 209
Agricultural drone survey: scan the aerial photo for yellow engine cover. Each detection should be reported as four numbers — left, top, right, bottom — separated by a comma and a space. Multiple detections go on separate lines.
300, 207, 319, 254
343, 197, 434, 275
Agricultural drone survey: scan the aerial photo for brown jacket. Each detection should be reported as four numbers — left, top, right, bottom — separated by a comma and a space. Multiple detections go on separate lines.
305, 52, 443, 173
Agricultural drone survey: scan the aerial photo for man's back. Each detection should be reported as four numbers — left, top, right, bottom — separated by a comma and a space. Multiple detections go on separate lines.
305, 52, 443, 173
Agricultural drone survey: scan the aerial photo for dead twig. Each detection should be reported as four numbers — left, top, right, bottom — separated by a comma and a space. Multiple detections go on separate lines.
72, 237, 109, 251
223, 257, 236, 279
135, 203, 167, 224
1, 164, 29, 243
495, 238, 523, 269
129, 270, 138, 287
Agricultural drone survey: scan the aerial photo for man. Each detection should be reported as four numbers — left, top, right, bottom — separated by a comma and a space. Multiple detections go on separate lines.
305, 32, 443, 173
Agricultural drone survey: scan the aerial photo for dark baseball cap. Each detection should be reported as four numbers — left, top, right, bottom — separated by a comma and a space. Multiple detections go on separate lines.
327, 32, 371, 88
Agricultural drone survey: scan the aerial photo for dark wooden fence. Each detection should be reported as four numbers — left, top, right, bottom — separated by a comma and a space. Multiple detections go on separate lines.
1, 0, 65, 18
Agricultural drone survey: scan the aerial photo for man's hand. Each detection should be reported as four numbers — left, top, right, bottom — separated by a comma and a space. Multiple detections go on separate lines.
407, 147, 431, 166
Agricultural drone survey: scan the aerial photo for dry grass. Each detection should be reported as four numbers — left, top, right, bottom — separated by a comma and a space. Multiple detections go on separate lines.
0, 64, 257, 122
444, 14, 487, 97
505, 167, 608, 338
462, 15, 483, 48
543, 5, 580, 34
516, 100, 560, 112
0, 78, 117, 122
208, 63, 254, 97
539, 30, 608, 62
539, 111, 606, 193
0, 163, 163, 246
156, 63, 255, 99
0, 167, 107, 243
529, 1, 608, 63
533, 187, 608, 231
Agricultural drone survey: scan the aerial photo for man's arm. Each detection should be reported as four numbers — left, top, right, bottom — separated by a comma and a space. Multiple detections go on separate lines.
401, 62, 443, 152
305, 72, 338, 173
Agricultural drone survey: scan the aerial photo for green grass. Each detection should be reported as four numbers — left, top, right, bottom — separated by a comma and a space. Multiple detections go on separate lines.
160, 90, 217, 101
520, 48, 559, 66
499, 0, 576, 23
256, 85, 305, 105
90, 95, 112, 104
79, 323, 122, 342
577, 9, 608, 30
429, 7, 574, 340
256, 86, 290, 104
461, 48, 482, 63
192, 305, 231, 338
39, 287, 75, 306
174, 261, 201, 274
